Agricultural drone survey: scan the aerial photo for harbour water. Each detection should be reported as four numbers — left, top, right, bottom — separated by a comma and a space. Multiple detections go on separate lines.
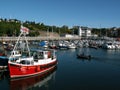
1, 47, 120, 90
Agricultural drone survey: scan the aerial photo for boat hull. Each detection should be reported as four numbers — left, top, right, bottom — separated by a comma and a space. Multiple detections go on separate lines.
10, 65, 57, 90
0, 56, 8, 66
8, 60, 57, 79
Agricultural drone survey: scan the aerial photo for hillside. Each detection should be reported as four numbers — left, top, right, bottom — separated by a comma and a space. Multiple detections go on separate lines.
39, 31, 60, 37
0, 18, 71, 36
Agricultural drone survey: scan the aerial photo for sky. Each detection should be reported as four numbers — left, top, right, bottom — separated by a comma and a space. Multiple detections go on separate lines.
0, 0, 120, 28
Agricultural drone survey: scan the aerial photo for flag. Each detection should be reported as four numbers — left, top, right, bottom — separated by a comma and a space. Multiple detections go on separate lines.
20, 25, 29, 34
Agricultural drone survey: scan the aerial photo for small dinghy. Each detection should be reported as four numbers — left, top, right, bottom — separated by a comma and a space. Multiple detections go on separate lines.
77, 53, 91, 59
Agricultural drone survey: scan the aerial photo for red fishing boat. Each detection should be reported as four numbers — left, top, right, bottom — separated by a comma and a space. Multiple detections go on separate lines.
10, 66, 57, 90
8, 26, 58, 79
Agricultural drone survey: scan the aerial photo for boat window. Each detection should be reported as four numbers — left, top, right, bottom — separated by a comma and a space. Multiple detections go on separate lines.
20, 60, 31, 65
108, 43, 112, 45
12, 52, 14, 55
39, 52, 43, 55
45, 51, 48, 55
33, 51, 44, 59
38, 52, 44, 59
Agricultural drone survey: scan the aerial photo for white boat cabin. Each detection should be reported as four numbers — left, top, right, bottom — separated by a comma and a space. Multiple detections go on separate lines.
10, 51, 21, 57
9, 49, 56, 65
31, 50, 55, 60
9, 50, 21, 60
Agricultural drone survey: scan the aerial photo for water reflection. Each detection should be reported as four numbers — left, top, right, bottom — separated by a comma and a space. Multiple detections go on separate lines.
10, 66, 57, 90
0, 70, 9, 80
0, 70, 9, 90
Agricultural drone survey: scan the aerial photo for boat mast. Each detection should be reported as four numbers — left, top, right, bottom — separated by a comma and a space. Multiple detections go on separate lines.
13, 25, 30, 56
23, 32, 30, 56
13, 32, 23, 51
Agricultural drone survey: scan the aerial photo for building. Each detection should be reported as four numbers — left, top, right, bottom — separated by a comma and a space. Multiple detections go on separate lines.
78, 26, 91, 37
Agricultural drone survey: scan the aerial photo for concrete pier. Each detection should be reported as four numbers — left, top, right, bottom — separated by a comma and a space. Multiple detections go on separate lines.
0, 36, 82, 41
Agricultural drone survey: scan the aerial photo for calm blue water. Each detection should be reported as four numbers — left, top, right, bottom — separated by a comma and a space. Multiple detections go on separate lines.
1, 48, 120, 90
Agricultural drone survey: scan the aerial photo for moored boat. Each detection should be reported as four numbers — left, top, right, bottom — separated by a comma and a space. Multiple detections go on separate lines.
8, 26, 58, 79
77, 53, 91, 59
0, 56, 8, 70
10, 66, 57, 90
68, 43, 76, 49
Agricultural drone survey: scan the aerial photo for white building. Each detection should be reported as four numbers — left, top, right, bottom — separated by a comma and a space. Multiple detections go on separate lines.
78, 26, 91, 37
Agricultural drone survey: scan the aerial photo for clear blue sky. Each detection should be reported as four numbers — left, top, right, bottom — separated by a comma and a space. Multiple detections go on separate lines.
0, 0, 120, 28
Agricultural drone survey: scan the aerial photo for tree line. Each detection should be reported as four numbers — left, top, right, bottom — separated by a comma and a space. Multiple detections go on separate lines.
0, 18, 72, 36
0, 18, 119, 37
